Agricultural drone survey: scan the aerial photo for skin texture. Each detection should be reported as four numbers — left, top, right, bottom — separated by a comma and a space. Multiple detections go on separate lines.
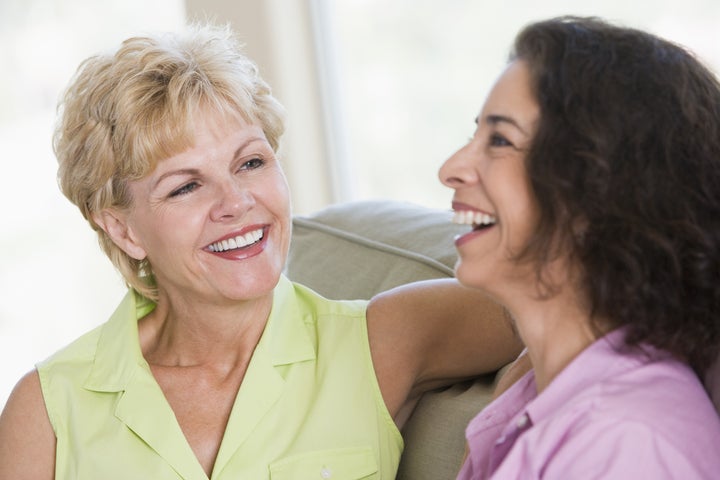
439, 60, 599, 394
439, 61, 540, 303
0, 113, 522, 478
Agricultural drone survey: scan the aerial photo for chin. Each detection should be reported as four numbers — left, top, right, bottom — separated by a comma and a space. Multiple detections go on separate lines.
457, 261, 509, 301
454, 259, 487, 289
231, 270, 283, 298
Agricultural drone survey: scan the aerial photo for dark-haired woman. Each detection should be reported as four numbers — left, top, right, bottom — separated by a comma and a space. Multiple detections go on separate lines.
441, 16, 720, 478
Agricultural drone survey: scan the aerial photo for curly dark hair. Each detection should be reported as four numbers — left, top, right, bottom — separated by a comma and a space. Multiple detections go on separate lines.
511, 16, 720, 372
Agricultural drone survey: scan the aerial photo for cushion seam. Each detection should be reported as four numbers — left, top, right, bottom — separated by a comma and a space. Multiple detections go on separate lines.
292, 217, 454, 276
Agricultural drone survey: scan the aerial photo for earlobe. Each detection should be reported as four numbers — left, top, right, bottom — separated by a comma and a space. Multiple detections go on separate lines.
92, 209, 147, 261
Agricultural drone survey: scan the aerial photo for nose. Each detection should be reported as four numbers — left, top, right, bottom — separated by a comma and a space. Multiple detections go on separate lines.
438, 144, 479, 189
209, 180, 255, 222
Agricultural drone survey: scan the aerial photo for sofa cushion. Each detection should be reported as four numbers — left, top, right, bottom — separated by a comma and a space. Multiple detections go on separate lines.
286, 199, 465, 299
286, 199, 499, 480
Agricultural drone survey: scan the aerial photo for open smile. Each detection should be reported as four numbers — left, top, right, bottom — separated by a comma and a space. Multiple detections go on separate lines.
206, 227, 265, 253
452, 210, 497, 231
451, 208, 497, 248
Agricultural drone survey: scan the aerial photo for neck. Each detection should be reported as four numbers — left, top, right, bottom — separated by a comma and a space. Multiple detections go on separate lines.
138, 290, 274, 370
509, 283, 602, 393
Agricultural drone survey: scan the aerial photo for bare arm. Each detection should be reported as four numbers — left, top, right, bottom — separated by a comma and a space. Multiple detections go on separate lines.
492, 349, 531, 400
0, 370, 56, 479
367, 278, 524, 422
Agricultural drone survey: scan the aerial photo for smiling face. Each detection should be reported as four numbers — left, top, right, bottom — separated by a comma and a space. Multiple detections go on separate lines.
103, 112, 291, 307
439, 60, 540, 302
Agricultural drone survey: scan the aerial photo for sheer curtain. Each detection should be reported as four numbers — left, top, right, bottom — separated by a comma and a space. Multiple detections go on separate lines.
313, 0, 720, 209
0, 0, 185, 407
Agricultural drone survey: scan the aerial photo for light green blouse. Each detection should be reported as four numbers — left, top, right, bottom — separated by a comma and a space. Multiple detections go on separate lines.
37, 275, 403, 479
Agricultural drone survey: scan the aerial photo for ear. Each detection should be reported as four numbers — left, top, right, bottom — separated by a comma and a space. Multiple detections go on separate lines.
92, 209, 148, 261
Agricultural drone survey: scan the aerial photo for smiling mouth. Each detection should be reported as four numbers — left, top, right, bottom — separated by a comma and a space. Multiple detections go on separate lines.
452, 210, 497, 231
207, 228, 264, 252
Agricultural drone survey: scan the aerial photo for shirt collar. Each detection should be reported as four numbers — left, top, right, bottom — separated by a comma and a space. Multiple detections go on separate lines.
83, 289, 152, 392
84, 274, 316, 392
525, 327, 641, 424
267, 275, 316, 366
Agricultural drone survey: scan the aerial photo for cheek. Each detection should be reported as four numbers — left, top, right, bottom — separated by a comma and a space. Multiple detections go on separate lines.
505, 176, 539, 246
518, 197, 540, 243
265, 171, 292, 217
130, 206, 201, 254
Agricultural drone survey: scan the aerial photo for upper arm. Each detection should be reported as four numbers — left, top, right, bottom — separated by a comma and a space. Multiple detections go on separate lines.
0, 370, 56, 479
367, 278, 524, 417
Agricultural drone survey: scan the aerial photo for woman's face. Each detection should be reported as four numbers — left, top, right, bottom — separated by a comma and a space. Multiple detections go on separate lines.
439, 60, 540, 301
116, 113, 291, 305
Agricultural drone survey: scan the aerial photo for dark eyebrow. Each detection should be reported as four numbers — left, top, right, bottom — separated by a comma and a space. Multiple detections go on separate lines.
476, 114, 531, 136
153, 136, 267, 189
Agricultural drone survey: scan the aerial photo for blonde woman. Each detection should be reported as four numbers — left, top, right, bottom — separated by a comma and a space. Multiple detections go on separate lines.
0, 24, 521, 479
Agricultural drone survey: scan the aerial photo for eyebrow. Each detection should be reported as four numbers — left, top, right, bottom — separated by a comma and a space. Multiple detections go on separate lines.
153, 136, 267, 189
153, 168, 200, 191
475, 114, 531, 136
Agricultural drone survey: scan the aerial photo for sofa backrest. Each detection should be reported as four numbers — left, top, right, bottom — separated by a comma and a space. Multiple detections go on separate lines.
286, 199, 464, 299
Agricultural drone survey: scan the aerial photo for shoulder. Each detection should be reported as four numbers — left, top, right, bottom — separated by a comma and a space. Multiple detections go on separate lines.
574, 355, 720, 441
586, 355, 719, 433
1, 370, 47, 421
525, 418, 720, 479
287, 280, 372, 358
290, 281, 368, 319
518, 358, 720, 477
36, 323, 104, 384
34, 322, 112, 437
0, 370, 56, 479
541, 337, 720, 439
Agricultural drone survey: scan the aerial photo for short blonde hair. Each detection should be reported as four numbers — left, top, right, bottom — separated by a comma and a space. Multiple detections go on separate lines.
54, 23, 285, 299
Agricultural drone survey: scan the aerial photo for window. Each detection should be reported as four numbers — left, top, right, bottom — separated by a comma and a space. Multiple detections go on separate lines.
313, 0, 720, 209
0, 0, 184, 406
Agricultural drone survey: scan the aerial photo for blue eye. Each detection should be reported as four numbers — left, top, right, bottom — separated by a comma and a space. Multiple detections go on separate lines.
169, 181, 199, 197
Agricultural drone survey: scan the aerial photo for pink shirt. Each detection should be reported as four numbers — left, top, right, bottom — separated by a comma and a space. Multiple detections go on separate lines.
457, 329, 720, 479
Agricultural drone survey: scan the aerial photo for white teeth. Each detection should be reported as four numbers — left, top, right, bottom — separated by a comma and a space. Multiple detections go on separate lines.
451, 210, 497, 227
208, 228, 264, 252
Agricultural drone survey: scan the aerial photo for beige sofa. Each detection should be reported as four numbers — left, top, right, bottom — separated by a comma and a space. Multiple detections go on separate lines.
286, 199, 720, 479
285, 199, 505, 479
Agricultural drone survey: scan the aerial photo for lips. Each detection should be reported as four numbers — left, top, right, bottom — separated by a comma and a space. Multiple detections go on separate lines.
204, 225, 270, 260
450, 203, 497, 247
207, 228, 264, 252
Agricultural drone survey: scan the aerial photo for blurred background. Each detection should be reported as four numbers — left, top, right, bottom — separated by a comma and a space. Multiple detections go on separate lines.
1, 0, 719, 407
